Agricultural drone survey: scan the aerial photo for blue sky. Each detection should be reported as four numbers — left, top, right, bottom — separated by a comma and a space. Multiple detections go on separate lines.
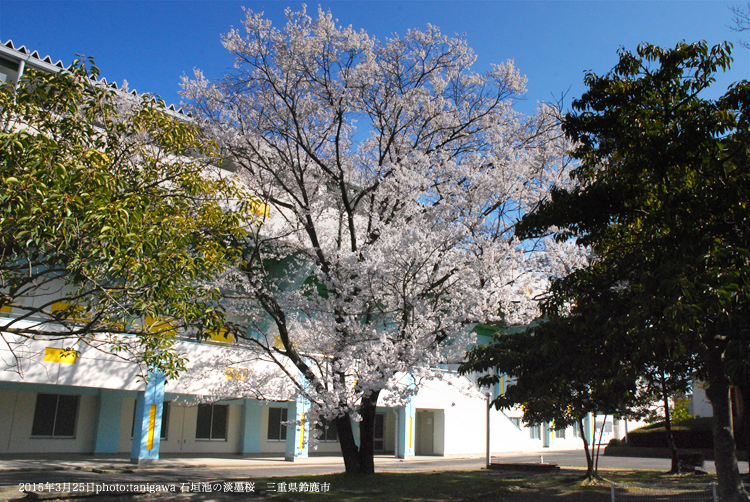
1, 1, 747, 115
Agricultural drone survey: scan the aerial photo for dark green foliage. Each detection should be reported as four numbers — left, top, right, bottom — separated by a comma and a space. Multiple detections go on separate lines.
522, 40, 750, 500
628, 418, 714, 449
467, 40, 750, 500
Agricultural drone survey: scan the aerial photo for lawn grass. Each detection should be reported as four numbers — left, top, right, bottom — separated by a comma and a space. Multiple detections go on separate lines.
264, 468, 718, 502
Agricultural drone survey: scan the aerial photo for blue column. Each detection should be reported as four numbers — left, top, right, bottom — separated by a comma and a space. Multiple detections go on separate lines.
241, 400, 263, 454
130, 373, 165, 464
396, 399, 416, 458
94, 389, 125, 453
585, 412, 595, 444
284, 394, 310, 461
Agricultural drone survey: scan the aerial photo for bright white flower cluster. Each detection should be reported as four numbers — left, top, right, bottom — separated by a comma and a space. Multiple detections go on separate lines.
181, 6, 583, 443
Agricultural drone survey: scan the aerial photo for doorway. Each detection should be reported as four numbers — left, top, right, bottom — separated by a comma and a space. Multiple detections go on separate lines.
415, 410, 434, 455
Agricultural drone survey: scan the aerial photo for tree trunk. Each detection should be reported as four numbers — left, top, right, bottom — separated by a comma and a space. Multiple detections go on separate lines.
334, 389, 381, 476
356, 390, 380, 475
661, 374, 680, 473
594, 415, 607, 476
579, 417, 595, 480
335, 411, 362, 475
734, 385, 750, 478
705, 350, 750, 502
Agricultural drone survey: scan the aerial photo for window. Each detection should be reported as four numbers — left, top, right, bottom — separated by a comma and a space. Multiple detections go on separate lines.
131, 401, 170, 440
596, 419, 613, 434
573, 422, 582, 438
509, 417, 521, 429
196, 404, 228, 440
31, 394, 79, 437
529, 424, 541, 440
161, 401, 171, 439
0, 57, 19, 85
555, 425, 566, 439
267, 407, 288, 441
316, 417, 338, 442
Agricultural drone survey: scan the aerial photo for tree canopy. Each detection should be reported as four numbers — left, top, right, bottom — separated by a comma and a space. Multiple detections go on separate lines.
503, 41, 750, 500
0, 60, 252, 378
181, 6, 577, 475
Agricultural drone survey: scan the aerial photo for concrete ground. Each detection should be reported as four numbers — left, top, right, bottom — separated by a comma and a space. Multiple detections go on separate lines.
0, 447, 745, 500
0, 445, 744, 475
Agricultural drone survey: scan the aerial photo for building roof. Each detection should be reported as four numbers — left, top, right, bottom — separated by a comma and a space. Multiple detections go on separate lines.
0, 39, 190, 116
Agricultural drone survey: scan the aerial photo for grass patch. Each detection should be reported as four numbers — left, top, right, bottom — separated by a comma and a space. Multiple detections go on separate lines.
263, 469, 717, 502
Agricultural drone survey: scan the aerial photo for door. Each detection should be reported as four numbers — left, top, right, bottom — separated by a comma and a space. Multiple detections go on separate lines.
415, 410, 434, 455
374, 413, 385, 452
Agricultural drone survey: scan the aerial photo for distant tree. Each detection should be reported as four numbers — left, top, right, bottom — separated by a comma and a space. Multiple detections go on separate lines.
515, 41, 750, 501
182, 6, 576, 475
730, 4, 750, 48
0, 60, 252, 378
462, 297, 654, 480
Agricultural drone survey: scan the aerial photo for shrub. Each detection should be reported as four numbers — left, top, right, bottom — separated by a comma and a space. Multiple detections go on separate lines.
628, 417, 714, 449
678, 452, 705, 472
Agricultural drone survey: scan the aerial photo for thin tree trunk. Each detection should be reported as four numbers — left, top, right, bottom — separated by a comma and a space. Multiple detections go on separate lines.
738, 385, 750, 478
594, 415, 607, 476
661, 373, 680, 473
705, 349, 750, 502
579, 417, 594, 480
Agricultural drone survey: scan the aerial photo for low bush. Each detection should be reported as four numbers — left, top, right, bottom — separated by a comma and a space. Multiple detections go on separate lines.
678, 452, 705, 472
627, 417, 713, 449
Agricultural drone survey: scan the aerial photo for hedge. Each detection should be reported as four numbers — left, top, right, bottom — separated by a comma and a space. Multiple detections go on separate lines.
627, 418, 714, 449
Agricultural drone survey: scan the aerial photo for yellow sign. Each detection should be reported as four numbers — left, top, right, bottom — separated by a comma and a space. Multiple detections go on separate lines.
0, 305, 11, 316
145, 316, 178, 334
147, 405, 157, 449
44, 347, 79, 364
226, 367, 249, 380
207, 327, 235, 343
300, 412, 306, 449
249, 200, 271, 218
50, 302, 89, 323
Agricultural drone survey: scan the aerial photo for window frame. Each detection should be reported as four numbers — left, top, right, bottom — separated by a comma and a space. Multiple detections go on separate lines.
195, 403, 229, 441
316, 417, 339, 442
31, 394, 80, 438
267, 407, 288, 441
529, 424, 541, 440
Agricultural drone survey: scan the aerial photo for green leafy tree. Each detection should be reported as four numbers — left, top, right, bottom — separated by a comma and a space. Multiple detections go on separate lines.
463, 304, 653, 480
0, 60, 252, 378
516, 41, 750, 501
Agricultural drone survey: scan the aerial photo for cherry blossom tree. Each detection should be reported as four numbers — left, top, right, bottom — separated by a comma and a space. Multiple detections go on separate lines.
181, 6, 576, 475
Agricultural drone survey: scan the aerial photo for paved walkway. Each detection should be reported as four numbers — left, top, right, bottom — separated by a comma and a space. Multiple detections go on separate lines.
0, 452, 482, 473
0, 446, 744, 477
0, 447, 744, 499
